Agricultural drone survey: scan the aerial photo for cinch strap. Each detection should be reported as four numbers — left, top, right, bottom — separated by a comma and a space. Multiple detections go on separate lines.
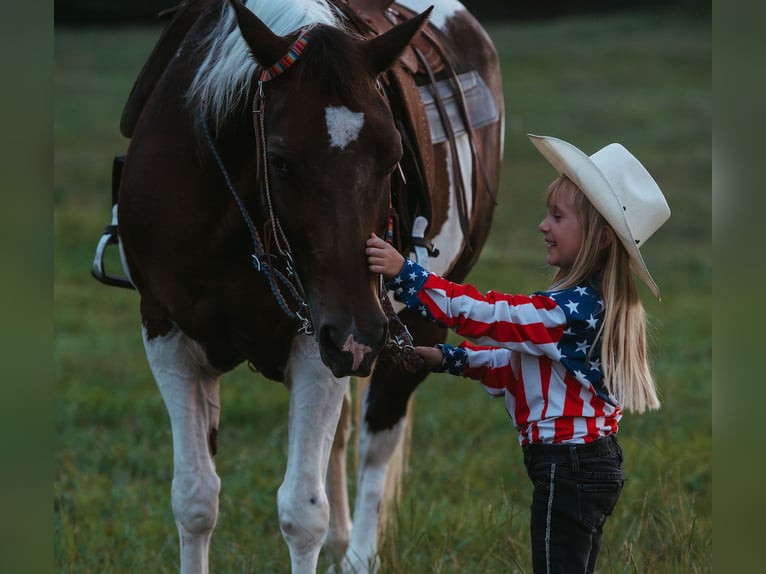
259, 28, 311, 82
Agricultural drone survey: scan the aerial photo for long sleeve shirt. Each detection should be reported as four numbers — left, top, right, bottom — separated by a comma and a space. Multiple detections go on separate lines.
388, 258, 621, 445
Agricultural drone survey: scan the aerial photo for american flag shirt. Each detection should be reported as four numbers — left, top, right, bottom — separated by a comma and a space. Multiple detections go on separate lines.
389, 259, 622, 445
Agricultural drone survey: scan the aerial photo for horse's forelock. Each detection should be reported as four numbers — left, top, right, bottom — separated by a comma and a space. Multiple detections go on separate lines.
187, 0, 345, 130
298, 28, 372, 104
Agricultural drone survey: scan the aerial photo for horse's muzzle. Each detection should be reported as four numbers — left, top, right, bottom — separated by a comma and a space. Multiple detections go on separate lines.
317, 320, 387, 378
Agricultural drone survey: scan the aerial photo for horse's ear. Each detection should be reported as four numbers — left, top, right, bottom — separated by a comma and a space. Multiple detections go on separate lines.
363, 6, 433, 75
227, 0, 292, 67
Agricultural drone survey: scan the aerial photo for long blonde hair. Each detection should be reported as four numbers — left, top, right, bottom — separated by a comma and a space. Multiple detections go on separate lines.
546, 176, 660, 413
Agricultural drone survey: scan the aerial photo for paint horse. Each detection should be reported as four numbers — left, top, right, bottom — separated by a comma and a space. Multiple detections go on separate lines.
96, 0, 503, 572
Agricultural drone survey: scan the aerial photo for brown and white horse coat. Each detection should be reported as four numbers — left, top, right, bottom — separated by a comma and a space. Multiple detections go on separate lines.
111, 0, 503, 572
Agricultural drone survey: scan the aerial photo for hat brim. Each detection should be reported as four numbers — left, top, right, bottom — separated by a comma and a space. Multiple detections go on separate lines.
528, 134, 661, 299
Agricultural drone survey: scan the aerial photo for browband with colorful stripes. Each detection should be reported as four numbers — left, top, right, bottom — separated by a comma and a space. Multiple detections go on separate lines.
259, 28, 312, 82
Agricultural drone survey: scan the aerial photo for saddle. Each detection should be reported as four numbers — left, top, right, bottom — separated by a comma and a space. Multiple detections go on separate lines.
336, 0, 498, 256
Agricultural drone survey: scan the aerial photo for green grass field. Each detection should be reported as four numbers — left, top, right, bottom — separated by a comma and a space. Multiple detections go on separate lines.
54, 8, 711, 573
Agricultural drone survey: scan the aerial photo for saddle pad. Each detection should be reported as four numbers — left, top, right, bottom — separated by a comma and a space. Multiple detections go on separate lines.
418, 71, 499, 144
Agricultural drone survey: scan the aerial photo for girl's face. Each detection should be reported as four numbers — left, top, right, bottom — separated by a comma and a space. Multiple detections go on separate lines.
538, 188, 584, 270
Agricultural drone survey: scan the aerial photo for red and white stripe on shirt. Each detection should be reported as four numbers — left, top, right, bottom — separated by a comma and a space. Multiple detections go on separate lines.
389, 259, 621, 445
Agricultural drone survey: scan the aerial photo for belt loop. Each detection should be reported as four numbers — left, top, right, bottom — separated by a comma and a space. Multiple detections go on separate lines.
569, 444, 579, 472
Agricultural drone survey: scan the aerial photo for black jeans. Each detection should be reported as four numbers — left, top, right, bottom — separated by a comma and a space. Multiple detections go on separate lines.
522, 434, 624, 574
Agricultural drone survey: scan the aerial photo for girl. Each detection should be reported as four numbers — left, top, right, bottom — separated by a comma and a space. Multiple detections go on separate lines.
366, 134, 670, 573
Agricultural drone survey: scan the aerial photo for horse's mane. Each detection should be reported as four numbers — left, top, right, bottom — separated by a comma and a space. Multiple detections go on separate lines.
187, 0, 345, 130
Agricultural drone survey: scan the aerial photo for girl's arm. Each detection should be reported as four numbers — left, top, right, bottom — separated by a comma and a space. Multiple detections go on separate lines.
417, 342, 512, 397
366, 233, 566, 354
366, 233, 406, 277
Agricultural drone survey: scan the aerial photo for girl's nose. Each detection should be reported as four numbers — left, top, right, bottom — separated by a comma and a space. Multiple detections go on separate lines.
538, 218, 547, 232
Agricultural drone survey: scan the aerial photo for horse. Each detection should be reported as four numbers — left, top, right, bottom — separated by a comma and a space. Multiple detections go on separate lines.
104, 0, 504, 572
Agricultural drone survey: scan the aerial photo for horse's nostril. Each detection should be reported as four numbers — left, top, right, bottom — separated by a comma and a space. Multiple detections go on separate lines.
319, 323, 343, 350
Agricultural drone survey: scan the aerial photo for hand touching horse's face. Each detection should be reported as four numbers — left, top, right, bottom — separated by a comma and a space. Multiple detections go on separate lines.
230, 2, 431, 377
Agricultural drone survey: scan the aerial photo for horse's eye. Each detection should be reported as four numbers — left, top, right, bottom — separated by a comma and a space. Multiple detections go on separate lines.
268, 153, 290, 174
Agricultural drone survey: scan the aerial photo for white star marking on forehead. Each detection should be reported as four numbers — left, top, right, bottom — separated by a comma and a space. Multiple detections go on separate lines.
325, 106, 365, 149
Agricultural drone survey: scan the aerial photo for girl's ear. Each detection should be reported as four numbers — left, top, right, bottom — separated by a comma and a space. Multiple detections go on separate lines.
600, 226, 614, 251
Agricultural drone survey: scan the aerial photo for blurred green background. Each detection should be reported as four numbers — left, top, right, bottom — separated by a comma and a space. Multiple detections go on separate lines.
53, 3, 710, 573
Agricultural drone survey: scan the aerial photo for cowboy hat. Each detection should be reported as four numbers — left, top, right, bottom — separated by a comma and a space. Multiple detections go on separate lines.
528, 134, 670, 299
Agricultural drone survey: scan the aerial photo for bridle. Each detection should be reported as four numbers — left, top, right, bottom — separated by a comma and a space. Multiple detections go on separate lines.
200, 26, 422, 371
200, 29, 314, 335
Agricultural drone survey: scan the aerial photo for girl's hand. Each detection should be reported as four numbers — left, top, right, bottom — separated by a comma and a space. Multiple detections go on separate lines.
366, 233, 406, 279
414, 345, 443, 370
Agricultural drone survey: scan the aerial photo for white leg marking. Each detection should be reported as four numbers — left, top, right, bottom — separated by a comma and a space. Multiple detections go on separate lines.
280, 335, 350, 573
326, 106, 365, 149
143, 326, 222, 574
325, 385, 354, 556
341, 394, 409, 574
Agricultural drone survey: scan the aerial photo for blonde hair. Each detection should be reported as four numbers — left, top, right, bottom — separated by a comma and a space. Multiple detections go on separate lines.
546, 176, 660, 413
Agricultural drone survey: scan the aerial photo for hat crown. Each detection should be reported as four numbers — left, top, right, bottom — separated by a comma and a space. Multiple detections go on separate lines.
589, 144, 670, 247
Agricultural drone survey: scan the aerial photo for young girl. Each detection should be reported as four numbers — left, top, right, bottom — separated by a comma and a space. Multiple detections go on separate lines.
366, 134, 670, 573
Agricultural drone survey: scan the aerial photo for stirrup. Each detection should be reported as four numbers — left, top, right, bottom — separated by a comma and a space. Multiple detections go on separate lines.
91, 155, 135, 290
92, 206, 134, 290
411, 215, 439, 270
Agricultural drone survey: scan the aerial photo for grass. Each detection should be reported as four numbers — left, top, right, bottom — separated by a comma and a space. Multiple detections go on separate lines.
54, 7, 711, 573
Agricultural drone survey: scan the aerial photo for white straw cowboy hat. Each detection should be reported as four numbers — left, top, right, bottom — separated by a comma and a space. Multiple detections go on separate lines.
528, 134, 670, 299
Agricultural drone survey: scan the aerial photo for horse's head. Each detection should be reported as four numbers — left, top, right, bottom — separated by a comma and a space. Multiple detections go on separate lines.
228, 0, 431, 378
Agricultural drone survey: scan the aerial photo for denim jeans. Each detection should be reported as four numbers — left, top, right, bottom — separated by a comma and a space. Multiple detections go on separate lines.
522, 434, 624, 574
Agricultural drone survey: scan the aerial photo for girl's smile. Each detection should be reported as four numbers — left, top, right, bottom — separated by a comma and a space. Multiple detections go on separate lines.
538, 189, 584, 270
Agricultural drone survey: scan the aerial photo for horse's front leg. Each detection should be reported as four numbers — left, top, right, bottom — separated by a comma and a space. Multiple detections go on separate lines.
341, 354, 426, 574
324, 383, 354, 556
341, 398, 409, 573
143, 326, 222, 574
281, 335, 349, 573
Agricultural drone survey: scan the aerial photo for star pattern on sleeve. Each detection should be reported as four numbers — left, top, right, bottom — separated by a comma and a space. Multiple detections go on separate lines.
436, 343, 467, 375
565, 300, 580, 314
539, 281, 611, 396
575, 339, 590, 355
573, 369, 590, 384
385, 258, 432, 310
